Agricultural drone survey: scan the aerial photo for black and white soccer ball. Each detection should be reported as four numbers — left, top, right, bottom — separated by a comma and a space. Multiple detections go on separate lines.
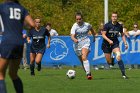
66, 69, 76, 79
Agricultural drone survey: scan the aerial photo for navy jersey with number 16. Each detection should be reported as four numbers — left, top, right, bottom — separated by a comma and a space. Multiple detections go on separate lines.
0, 2, 29, 59
0, 2, 28, 45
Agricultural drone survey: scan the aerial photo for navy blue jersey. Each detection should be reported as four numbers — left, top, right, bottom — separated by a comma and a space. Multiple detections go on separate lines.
28, 27, 50, 50
0, 2, 29, 59
103, 21, 123, 44
0, 2, 28, 45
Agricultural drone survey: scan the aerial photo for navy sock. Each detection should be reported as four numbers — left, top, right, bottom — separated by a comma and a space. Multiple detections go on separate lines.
118, 60, 126, 76
12, 77, 23, 93
30, 63, 35, 73
0, 80, 7, 93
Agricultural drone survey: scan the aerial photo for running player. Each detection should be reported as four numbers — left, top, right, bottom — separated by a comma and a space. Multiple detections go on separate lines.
70, 12, 96, 80
0, 0, 35, 93
27, 18, 51, 76
101, 12, 128, 79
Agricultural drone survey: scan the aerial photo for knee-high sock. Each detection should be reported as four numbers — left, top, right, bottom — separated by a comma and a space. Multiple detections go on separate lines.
12, 77, 23, 93
30, 63, 35, 73
83, 60, 90, 75
0, 80, 7, 93
118, 60, 125, 76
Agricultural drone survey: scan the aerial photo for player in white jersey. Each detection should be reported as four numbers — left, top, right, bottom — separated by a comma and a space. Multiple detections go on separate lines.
70, 12, 96, 80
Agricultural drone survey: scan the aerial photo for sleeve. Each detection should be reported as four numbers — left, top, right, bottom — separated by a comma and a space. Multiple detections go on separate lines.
27, 30, 32, 37
87, 23, 92, 30
120, 25, 123, 33
54, 30, 58, 36
103, 24, 108, 32
45, 29, 50, 37
70, 24, 76, 34
22, 7, 29, 20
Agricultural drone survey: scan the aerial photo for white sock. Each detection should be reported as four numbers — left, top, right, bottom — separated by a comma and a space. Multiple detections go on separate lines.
83, 60, 90, 75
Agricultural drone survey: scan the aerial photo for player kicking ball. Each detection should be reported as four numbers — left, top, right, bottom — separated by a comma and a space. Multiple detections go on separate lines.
70, 12, 96, 80
101, 12, 128, 79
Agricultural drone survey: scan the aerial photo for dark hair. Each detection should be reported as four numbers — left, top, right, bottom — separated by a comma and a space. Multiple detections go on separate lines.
46, 23, 51, 27
112, 11, 118, 15
134, 23, 138, 27
8, 0, 20, 4
34, 17, 41, 21
75, 12, 83, 18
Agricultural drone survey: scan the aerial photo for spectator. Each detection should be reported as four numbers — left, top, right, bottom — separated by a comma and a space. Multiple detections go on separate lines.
127, 23, 140, 69
45, 23, 61, 69
96, 22, 104, 35
46, 23, 58, 36
22, 29, 29, 70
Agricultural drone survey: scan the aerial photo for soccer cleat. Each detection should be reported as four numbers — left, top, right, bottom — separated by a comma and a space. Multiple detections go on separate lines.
37, 63, 41, 71
122, 75, 128, 79
111, 57, 115, 66
87, 74, 92, 80
31, 72, 35, 76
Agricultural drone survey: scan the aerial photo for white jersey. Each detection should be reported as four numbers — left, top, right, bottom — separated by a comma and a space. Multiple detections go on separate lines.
71, 22, 92, 41
49, 29, 58, 36
71, 22, 92, 56
128, 30, 140, 35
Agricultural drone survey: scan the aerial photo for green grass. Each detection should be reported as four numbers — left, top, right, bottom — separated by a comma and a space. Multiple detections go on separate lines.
5, 67, 140, 93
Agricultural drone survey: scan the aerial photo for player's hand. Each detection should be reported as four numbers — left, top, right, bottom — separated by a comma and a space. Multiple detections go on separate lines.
27, 40, 31, 43
109, 40, 113, 45
74, 39, 78, 43
47, 43, 50, 48
125, 44, 128, 49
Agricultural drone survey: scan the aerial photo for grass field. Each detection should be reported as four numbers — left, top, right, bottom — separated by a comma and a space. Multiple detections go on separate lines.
5, 67, 140, 93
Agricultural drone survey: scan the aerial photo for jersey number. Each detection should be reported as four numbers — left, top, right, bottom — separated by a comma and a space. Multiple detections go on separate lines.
9, 8, 21, 20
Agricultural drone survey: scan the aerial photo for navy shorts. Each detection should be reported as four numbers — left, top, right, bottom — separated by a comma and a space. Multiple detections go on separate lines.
0, 43, 23, 59
101, 42, 119, 53
30, 46, 46, 54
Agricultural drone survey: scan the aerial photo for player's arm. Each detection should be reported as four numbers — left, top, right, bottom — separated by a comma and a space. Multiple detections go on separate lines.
25, 15, 35, 28
90, 28, 96, 42
70, 25, 78, 43
47, 35, 51, 48
46, 29, 51, 48
27, 37, 31, 43
120, 25, 128, 49
71, 34, 78, 43
102, 31, 113, 45
121, 32, 128, 49
27, 30, 32, 43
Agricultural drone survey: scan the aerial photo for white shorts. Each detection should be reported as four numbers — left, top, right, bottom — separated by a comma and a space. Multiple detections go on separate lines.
73, 38, 91, 56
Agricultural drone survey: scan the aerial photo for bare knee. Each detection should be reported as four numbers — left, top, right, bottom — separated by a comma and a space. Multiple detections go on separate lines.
115, 52, 121, 61
81, 55, 87, 61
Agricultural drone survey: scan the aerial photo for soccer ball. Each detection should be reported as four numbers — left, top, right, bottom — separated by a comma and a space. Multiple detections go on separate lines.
66, 69, 76, 79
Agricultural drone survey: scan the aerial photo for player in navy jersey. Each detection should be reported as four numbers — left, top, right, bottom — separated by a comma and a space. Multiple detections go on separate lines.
101, 12, 128, 79
27, 18, 50, 76
0, 0, 35, 93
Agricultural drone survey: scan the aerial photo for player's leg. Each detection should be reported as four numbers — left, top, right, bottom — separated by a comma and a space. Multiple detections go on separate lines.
104, 53, 112, 67
9, 58, 23, 93
113, 47, 127, 79
0, 58, 8, 93
35, 53, 43, 71
81, 48, 92, 79
30, 53, 36, 75
102, 44, 113, 67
